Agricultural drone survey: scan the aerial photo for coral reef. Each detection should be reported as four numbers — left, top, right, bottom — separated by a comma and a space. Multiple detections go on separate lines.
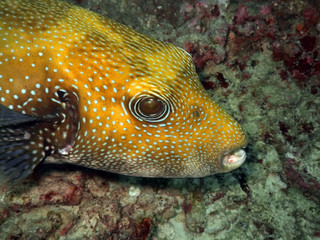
1, 0, 320, 239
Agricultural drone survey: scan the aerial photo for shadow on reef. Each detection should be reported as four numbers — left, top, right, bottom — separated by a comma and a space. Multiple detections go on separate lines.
29, 160, 251, 193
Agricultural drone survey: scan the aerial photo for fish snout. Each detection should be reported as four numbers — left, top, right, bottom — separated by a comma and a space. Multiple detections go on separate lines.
219, 148, 247, 172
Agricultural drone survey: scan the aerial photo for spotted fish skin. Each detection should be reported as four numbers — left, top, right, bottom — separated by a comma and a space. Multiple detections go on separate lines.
0, 0, 247, 183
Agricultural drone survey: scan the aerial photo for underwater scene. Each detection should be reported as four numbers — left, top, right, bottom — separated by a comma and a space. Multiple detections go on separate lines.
0, 0, 319, 239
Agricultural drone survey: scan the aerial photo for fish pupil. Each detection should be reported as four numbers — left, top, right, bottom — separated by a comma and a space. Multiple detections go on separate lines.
129, 95, 169, 122
139, 97, 164, 116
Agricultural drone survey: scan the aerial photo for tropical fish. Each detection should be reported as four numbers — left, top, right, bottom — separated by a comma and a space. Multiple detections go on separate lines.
0, 0, 247, 184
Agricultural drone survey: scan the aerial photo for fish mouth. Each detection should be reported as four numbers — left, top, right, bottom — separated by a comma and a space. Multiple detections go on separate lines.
219, 148, 247, 172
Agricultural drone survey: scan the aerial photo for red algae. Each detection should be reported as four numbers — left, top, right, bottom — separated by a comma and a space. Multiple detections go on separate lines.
283, 158, 320, 202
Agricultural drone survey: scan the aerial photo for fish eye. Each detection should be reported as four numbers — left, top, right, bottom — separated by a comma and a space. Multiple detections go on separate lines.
139, 97, 163, 116
129, 94, 170, 122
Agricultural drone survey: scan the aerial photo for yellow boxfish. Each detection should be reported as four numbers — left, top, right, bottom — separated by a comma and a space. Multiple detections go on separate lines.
0, 0, 247, 184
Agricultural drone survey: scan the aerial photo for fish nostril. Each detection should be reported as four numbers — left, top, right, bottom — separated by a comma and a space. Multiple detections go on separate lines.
193, 110, 200, 117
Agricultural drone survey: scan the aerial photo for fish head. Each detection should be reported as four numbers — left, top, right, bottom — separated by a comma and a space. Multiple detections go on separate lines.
116, 43, 247, 177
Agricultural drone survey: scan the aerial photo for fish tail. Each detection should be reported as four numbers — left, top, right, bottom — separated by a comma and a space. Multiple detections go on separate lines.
0, 105, 55, 185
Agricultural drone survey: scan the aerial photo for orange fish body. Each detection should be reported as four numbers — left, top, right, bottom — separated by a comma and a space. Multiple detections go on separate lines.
0, 0, 247, 183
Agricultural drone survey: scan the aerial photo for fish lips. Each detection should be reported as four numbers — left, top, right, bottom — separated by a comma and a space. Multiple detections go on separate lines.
219, 148, 247, 172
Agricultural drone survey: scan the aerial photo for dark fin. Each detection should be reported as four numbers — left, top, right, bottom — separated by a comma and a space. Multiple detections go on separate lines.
0, 105, 54, 185
0, 104, 38, 127
0, 104, 57, 127
0, 89, 80, 184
